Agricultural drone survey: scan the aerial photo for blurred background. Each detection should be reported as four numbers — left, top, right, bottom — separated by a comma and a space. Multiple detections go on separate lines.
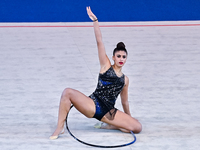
0, 0, 200, 22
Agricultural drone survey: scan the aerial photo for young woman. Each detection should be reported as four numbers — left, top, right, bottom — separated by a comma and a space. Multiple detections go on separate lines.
49, 6, 142, 140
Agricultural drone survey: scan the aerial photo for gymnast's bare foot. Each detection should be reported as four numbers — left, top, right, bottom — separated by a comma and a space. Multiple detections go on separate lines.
94, 122, 118, 130
94, 122, 130, 133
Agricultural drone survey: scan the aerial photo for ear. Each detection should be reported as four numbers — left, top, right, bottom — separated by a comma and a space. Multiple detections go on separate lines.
112, 55, 115, 61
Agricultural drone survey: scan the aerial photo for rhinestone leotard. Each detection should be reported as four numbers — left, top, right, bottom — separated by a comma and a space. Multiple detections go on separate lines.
89, 66, 125, 121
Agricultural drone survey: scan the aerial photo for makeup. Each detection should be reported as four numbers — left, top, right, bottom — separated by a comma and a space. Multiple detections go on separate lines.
117, 55, 126, 59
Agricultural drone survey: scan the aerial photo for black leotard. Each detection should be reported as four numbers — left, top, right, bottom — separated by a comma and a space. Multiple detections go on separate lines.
89, 66, 125, 121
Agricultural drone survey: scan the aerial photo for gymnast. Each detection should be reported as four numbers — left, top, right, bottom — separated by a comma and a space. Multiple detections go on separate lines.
50, 6, 142, 140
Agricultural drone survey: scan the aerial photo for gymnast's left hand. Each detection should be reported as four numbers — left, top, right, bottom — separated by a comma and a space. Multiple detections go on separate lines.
86, 6, 97, 21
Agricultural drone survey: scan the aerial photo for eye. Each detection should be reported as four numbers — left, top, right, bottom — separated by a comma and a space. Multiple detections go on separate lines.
122, 55, 126, 59
117, 55, 121, 58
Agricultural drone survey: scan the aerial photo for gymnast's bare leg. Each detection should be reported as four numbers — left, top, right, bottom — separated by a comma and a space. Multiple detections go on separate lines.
50, 88, 96, 139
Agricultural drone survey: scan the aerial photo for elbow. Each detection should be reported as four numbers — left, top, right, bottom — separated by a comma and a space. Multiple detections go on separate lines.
122, 101, 129, 107
96, 40, 103, 46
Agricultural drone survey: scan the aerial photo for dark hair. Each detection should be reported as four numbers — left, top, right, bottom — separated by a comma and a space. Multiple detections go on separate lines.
113, 42, 128, 56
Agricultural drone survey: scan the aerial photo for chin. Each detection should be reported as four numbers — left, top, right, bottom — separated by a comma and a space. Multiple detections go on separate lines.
118, 64, 124, 67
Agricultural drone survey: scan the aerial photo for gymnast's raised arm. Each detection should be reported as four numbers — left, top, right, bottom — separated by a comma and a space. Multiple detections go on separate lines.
86, 6, 111, 73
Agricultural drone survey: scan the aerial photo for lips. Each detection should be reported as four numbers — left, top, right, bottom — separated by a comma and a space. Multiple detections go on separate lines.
119, 62, 123, 65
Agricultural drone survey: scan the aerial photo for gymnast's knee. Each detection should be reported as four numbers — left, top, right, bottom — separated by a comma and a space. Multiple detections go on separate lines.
132, 122, 142, 134
61, 88, 74, 99
127, 121, 142, 134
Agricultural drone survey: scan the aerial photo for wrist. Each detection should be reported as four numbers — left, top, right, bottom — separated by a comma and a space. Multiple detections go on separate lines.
93, 18, 98, 22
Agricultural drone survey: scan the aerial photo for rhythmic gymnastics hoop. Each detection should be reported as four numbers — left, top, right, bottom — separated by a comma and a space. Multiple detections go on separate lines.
65, 105, 137, 148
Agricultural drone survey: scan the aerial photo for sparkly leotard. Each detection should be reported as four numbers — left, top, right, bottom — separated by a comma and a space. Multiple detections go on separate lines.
89, 66, 125, 121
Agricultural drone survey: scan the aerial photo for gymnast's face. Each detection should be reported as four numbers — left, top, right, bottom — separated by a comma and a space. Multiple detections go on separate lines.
112, 51, 127, 67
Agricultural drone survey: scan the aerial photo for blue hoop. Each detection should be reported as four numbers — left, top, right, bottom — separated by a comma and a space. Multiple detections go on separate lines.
65, 105, 136, 148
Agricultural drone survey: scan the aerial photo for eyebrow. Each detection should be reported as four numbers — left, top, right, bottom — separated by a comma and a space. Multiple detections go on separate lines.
117, 54, 126, 56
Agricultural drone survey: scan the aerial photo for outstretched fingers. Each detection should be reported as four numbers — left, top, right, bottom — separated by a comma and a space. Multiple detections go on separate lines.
86, 6, 97, 21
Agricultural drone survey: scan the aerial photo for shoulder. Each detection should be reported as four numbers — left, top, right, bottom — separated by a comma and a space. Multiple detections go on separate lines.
124, 75, 129, 86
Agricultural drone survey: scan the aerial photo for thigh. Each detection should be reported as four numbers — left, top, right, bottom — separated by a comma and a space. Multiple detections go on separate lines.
101, 110, 142, 133
64, 88, 96, 118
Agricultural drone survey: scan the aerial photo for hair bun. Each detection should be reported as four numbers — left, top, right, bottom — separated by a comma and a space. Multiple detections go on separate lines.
113, 42, 128, 56
117, 42, 125, 49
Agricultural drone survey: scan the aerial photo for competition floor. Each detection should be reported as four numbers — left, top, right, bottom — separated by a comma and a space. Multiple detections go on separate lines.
0, 21, 200, 150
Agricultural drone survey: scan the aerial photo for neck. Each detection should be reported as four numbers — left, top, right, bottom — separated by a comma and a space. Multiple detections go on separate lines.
112, 64, 122, 73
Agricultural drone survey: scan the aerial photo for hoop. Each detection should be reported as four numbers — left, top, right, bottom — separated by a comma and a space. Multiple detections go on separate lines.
65, 105, 137, 148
